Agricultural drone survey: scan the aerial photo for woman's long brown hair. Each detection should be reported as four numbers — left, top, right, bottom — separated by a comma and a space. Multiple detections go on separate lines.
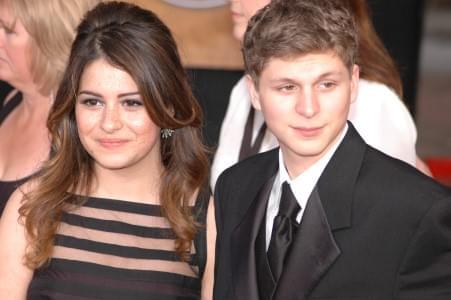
19, 1, 209, 268
347, 0, 403, 99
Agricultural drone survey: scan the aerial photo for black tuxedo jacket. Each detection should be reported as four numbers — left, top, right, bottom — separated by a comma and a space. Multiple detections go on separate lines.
213, 124, 451, 299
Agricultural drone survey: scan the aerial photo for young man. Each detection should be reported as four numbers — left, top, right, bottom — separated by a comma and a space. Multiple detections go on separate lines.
213, 0, 451, 299
211, 0, 431, 189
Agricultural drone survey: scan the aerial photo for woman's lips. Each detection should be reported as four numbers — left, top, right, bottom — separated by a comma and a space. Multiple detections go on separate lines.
97, 138, 128, 149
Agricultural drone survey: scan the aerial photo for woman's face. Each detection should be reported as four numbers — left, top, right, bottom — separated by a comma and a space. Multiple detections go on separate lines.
75, 58, 162, 174
0, 4, 33, 89
229, 0, 270, 41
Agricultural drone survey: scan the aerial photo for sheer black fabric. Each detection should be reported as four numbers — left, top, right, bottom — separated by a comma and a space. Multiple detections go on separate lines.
27, 189, 209, 299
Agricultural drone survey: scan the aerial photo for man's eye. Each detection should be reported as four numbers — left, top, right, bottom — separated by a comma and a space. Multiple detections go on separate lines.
280, 85, 296, 92
319, 81, 336, 89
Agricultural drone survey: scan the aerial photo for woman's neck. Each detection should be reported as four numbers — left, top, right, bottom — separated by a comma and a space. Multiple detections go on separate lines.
18, 89, 52, 121
90, 161, 164, 204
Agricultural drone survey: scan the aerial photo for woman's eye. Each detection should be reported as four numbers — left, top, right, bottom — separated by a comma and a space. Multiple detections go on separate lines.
122, 99, 143, 107
81, 98, 102, 106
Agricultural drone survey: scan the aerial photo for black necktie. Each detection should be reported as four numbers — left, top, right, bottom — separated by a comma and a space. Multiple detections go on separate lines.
267, 182, 301, 281
239, 107, 267, 161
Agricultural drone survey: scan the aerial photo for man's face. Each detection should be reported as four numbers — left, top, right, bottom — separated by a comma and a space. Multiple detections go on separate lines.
229, 0, 269, 41
248, 51, 359, 177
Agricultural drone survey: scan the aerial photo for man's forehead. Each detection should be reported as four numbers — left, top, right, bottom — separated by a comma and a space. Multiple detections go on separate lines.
261, 52, 348, 77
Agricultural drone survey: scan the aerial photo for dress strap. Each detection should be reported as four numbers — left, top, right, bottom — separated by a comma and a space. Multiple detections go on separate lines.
0, 92, 23, 125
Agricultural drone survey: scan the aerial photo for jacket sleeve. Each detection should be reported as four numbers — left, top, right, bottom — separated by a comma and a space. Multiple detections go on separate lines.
213, 172, 227, 300
395, 196, 451, 299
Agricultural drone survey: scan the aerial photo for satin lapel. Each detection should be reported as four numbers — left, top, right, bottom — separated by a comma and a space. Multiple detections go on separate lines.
274, 123, 366, 299
317, 122, 366, 230
231, 174, 277, 300
274, 188, 341, 300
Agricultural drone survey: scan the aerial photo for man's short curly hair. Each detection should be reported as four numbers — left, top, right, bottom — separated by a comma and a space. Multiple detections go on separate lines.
243, 0, 358, 84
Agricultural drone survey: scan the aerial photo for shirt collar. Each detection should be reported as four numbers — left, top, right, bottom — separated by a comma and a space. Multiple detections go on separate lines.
277, 123, 348, 212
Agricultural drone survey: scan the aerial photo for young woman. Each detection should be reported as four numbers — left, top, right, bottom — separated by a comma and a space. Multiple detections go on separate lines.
0, 2, 215, 299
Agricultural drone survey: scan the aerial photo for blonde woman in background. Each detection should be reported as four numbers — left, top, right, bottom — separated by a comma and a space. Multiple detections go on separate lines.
0, 0, 102, 215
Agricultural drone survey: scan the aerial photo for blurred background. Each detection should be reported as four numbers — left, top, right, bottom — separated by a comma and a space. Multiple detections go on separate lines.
416, 0, 451, 159
416, 0, 451, 184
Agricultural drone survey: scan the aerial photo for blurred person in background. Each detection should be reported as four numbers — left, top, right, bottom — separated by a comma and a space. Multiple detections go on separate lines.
0, 0, 102, 215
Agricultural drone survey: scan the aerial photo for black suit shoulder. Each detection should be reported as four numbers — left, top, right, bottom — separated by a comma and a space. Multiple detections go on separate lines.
348, 144, 451, 298
216, 148, 277, 201
214, 148, 278, 230
360, 145, 450, 208
218, 148, 278, 184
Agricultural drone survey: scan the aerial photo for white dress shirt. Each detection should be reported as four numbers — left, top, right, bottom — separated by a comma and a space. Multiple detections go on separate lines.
265, 125, 348, 248
211, 77, 417, 189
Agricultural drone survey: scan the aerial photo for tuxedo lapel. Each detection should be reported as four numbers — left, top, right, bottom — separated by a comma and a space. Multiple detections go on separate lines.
274, 123, 366, 299
274, 188, 341, 300
226, 124, 367, 300
317, 122, 366, 230
231, 174, 277, 300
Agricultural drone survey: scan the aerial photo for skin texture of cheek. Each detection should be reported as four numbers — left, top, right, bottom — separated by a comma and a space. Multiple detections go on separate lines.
76, 110, 98, 137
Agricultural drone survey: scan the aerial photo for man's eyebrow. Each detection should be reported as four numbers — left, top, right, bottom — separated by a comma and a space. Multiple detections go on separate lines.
267, 71, 345, 84
317, 71, 345, 79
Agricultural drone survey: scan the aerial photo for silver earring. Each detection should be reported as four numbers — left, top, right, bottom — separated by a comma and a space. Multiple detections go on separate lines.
161, 128, 175, 139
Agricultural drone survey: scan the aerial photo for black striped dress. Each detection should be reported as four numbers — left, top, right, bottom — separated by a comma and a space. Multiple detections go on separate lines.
27, 191, 208, 300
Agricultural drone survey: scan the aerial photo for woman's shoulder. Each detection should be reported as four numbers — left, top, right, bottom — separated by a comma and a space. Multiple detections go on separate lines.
354, 79, 413, 119
357, 79, 401, 103
230, 76, 249, 101
350, 79, 417, 165
3, 179, 39, 212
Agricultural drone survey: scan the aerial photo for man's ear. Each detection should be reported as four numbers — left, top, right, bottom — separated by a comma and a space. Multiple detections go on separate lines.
350, 64, 360, 103
246, 74, 262, 110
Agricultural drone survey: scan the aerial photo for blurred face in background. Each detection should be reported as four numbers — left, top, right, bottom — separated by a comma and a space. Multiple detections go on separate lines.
229, 0, 269, 41
0, 3, 33, 89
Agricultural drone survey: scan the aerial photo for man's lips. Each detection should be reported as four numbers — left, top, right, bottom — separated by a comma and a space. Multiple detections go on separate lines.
292, 126, 324, 137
